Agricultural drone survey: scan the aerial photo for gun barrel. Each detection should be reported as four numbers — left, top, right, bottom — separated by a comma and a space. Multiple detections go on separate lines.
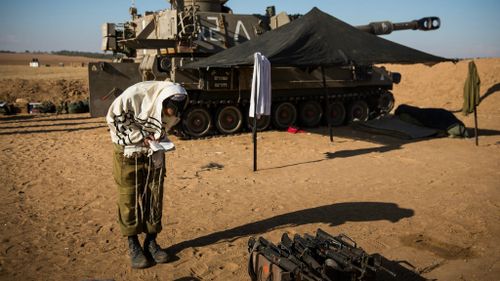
379, 265, 397, 277
356, 17, 441, 35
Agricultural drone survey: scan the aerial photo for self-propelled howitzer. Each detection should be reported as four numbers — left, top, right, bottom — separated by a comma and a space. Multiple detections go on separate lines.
89, 0, 442, 138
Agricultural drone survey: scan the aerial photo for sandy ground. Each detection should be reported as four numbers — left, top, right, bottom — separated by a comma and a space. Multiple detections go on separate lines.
0, 58, 499, 281
0, 53, 105, 66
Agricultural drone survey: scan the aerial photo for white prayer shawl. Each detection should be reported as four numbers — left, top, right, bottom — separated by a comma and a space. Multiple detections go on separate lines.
249, 52, 272, 118
106, 81, 187, 146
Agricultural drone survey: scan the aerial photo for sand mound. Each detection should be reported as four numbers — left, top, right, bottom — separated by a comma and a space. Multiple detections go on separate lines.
388, 58, 500, 114
0, 78, 88, 104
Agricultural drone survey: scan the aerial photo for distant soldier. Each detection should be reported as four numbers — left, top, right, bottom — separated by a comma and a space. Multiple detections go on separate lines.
106, 81, 188, 268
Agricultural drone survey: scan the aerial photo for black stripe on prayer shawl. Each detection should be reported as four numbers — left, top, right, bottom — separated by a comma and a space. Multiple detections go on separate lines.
112, 110, 166, 145
131, 115, 163, 131
118, 136, 126, 145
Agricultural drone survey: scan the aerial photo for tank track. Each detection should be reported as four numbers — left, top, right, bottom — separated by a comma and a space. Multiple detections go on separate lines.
174, 88, 394, 139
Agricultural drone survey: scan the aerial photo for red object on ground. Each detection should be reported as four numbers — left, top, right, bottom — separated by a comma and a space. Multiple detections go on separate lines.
287, 126, 305, 134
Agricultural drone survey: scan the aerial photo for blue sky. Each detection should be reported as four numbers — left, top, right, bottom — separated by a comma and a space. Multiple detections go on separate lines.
1, 0, 499, 58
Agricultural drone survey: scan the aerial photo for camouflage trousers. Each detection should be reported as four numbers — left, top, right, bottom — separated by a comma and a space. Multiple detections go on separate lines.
113, 144, 165, 236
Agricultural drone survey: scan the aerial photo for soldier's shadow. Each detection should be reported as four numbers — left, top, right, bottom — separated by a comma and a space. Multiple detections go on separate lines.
169, 202, 413, 254
167, 202, 429, 280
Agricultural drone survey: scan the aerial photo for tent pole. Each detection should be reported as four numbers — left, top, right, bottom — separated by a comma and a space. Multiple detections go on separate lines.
253, 117, 257, 171
474, 104, 478, 146
322, 66, 333, 142
253, 89, 258, 172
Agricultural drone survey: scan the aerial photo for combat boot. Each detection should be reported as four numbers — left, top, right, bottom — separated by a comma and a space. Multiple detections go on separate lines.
144, 233, 170, 263
127, 235, 151, 269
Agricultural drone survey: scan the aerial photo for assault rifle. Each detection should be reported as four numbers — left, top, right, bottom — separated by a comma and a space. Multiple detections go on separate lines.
314, 228, 396, 278
248, 229, 396, 281
281, 234, 333, 281
248, 236, 323, 281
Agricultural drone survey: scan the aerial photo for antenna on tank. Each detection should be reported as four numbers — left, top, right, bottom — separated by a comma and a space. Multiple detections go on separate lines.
129, 0, 138, 19
169, 0, 178, 9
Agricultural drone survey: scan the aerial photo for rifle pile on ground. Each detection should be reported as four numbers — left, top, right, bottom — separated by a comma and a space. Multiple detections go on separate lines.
248, 229, 396, 281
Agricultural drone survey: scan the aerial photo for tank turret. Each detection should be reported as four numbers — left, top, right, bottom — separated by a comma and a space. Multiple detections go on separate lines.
356, 17, 440, 35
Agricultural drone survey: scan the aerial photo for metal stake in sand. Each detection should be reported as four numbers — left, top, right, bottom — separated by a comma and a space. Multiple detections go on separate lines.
474, 105, 478, 146
250, 53, 271, 172
322, 66, 333, 142
252, 93, 258, 172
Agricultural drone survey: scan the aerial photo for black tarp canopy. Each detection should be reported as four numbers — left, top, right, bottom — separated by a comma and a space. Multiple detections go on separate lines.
183, 7, 449, 68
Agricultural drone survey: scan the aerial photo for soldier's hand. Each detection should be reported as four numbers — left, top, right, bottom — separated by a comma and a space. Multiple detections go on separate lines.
144, 135, 155, 147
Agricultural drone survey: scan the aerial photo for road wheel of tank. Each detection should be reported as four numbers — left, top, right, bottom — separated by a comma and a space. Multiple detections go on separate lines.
347, 100, 370, 123
272, 102, 297, 130
378, 91, 395, 114
299, 100, 323, 127
325, 102, 346, 126
215, 105, 243, 134
182, 107, 212, 138
247, 115, 271, 132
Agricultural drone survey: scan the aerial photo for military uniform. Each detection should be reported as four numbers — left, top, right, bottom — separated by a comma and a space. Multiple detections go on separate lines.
106, 81, 188, 268
113, 143, 165, 236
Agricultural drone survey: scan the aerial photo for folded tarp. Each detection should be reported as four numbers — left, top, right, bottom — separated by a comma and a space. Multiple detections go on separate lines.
353, 115, 438, 140
184, 7, 450, 69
